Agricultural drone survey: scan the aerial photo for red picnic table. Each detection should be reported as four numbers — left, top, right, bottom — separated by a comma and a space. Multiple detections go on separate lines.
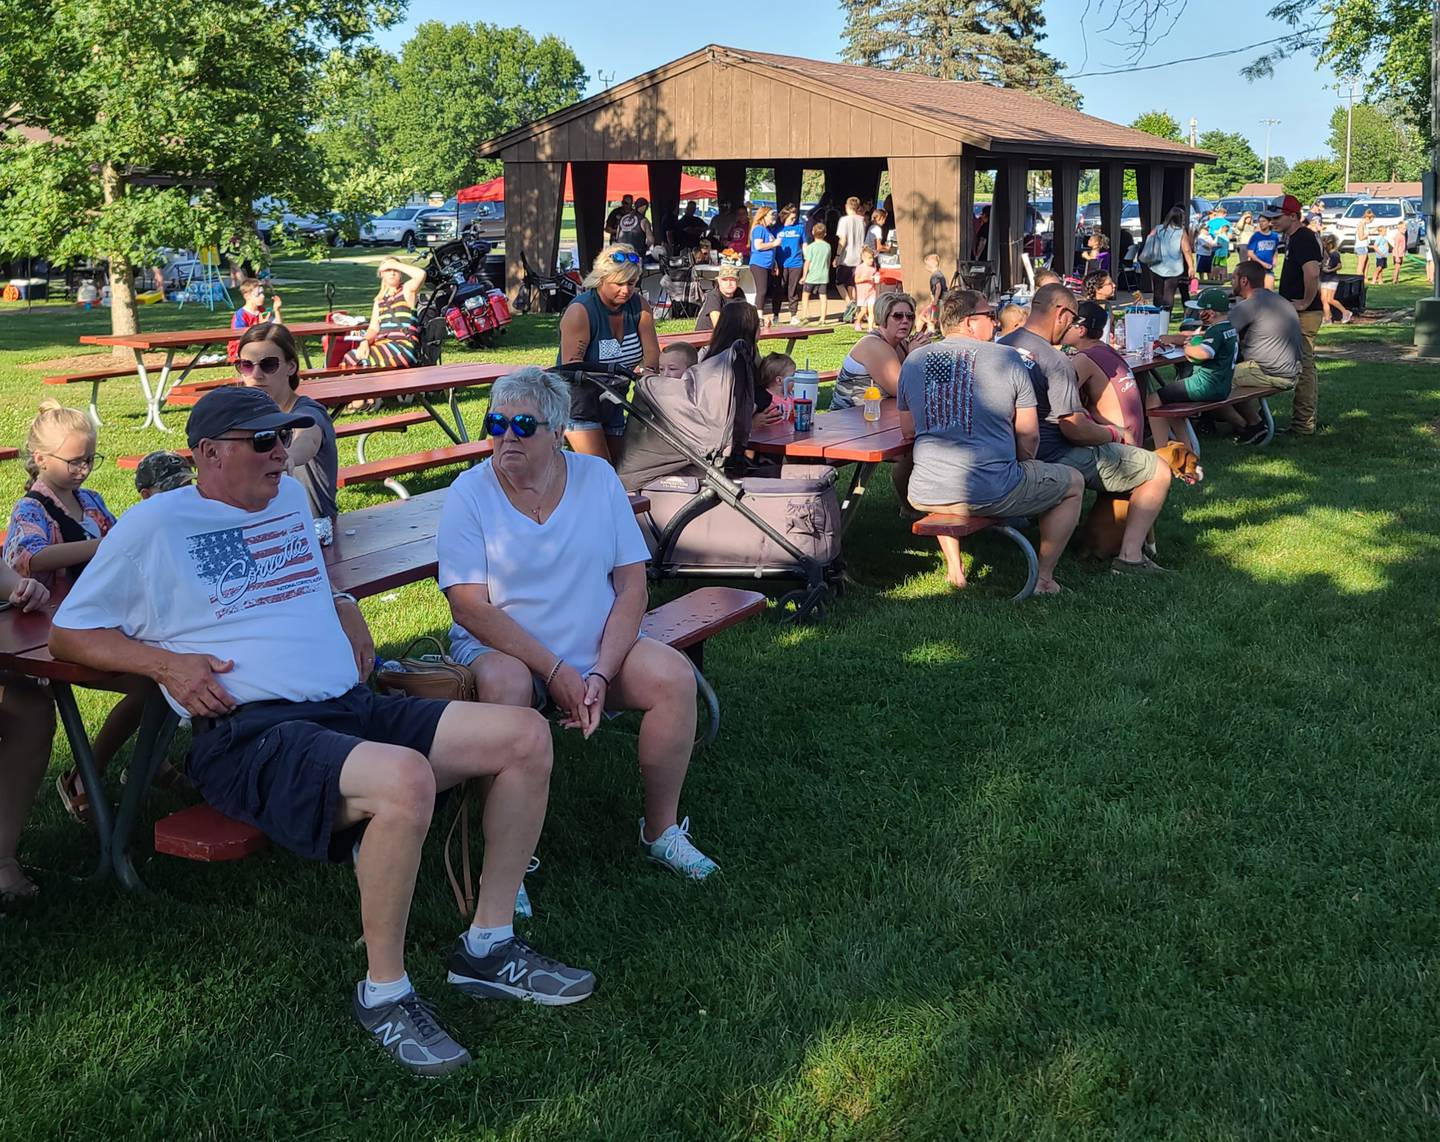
661, 324, 836, 358
79, 321, 352, 432
749, 400, 910, 531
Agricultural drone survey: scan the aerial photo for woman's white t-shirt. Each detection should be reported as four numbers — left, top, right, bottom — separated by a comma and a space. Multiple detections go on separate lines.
437, 452, 650, 675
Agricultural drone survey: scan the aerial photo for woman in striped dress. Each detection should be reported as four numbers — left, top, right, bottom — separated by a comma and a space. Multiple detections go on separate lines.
344, 257, 426, 368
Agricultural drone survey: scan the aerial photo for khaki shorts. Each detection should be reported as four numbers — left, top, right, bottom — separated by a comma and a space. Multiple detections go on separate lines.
1233, 358, 1298, 391
1056, 443, 1160, 494
911, 459, 1074, 519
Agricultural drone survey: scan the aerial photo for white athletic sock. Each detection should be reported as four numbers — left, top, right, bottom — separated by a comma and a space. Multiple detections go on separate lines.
360, 972, 413, 1009
464, 922, 514, 958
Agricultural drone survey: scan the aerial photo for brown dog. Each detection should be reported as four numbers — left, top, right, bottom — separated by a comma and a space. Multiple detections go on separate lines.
1075, 441, 1202, 560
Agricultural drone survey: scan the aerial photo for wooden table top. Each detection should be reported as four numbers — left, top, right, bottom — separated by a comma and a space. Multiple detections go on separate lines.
749, 401, 903, 460
300, 363, 513, 407
80, 321, 351, 352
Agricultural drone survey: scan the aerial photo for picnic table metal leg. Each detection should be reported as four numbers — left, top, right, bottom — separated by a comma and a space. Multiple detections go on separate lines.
51, 682, 115, 882
995, 525, 1040, 603
110, 691, 180, 894
1258, 398, 1275, 447
837, 461, 878, 533
134, 348, 177, 432
87, 379, 103, 427
162, 347, 207, 400
300, 340, 314, 369
1182, 418, 1200, 456
417, 392, 466, 445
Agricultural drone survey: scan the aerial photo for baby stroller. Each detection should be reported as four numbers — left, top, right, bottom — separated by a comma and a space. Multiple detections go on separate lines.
550, 350, 842, 621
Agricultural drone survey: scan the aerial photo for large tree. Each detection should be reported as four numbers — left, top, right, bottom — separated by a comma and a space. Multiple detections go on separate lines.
0, 0, 400, 342
1123, 111, 1184, 198
1284, 158, 1344, 204
1326, 101, 1427, 183
841, 0, 1081, 108
371, 22, 585, 197
1193, 130, 1264, 198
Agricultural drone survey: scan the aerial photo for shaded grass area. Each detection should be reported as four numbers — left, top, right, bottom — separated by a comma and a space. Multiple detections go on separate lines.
2, 255, 1440, 1140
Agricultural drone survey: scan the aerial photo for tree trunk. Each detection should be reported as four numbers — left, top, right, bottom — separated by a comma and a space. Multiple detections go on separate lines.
100, 162, 140, 362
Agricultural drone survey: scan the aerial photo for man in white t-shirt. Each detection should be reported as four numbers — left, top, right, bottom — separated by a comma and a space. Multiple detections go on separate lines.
438, 367, 720, 885
834, 196, 868, 311
49, 387, 594, 1078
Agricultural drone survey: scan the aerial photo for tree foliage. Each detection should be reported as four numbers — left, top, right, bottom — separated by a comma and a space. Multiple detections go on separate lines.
1326, 101, 1427, 183
1193, 130, 1264, 198
1284, 158, 1344, 204
840, 0, 1081, 108
0, 0, 402, 337
1122, 111, 1184, 197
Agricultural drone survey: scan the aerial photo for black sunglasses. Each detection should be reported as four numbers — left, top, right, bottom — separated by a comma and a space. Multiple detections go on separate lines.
214, 427, 294, 452
483, 412, 550, 439
608, 252, 642, 264
235, 355, 285, 377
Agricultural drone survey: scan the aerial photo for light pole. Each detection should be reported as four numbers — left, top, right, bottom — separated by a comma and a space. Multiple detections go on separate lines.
1415, 0, 1439, 355
1260, 118, 1282, 183
1336, 79, 1361, 188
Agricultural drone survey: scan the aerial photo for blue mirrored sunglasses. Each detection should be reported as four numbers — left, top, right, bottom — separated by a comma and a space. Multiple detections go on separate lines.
483, 412, 550, 439
609, 251, 642, 264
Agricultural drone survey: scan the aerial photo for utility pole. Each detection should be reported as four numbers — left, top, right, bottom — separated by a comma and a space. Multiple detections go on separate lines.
1416, 0, 1439, 355
1189, 117, 1198, 147
1260, 118, 1282, 183
1336, 79, 1360, 187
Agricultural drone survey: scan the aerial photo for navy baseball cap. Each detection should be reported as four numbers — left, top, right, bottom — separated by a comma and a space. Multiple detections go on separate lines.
185, 387, 314, 449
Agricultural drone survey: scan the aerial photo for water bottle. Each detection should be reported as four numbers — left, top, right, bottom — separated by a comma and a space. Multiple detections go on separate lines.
862, 384, 882, 423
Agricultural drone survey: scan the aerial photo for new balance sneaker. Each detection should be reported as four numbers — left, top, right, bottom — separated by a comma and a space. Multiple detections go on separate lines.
640, 817, 719, 880
447, 937, 596, 1006
352, 986, 471, 1078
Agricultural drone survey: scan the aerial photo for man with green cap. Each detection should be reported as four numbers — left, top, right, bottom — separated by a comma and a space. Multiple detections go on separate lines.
1150, 286, 1238, 447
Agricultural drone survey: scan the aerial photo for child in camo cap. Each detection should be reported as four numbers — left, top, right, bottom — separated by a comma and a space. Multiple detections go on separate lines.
133, 451, 193, 499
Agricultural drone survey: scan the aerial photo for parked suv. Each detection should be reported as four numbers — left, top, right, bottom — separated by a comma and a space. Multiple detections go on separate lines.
1329, 198, 1421, 252
360, 206, 436, 251
1216, 196, 1270, 228
419, 199, 506, 246
1315, 193, 1363, 226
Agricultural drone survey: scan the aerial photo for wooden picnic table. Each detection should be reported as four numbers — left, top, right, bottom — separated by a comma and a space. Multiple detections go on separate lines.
659, 324, 836, 358
79, 320, 351, 432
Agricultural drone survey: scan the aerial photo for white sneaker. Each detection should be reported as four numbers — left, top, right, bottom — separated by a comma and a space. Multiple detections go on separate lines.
639, 817, 719, 880
787, 316, 802, 326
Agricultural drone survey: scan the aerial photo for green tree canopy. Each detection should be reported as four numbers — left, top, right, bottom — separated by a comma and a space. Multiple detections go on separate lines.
1326, 101, 1426, 183
1284, 158, 1344, 204
1194, 130, 1264, 198
841, 0, 1081, 108
0, 0, 401, 338
1122, 111, 1184, 198
372, 22, 585, 197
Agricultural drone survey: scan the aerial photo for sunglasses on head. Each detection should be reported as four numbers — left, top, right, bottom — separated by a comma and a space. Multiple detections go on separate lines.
608, 251, 642, 264
214, 427, 294, 452
235, 355, 285, 377
483, 412, 550, 439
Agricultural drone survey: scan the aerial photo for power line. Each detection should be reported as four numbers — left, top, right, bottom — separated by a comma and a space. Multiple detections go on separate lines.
1060, 25, 1332, 80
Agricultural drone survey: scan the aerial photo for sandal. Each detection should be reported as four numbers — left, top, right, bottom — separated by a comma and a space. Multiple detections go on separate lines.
0, 857, 40, 911
55, 769, 94, 830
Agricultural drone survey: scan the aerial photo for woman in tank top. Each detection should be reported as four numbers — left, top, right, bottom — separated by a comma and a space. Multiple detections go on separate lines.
1068, 301, 1145, 446
343, 257, 426, 369
830, 292, 932, 410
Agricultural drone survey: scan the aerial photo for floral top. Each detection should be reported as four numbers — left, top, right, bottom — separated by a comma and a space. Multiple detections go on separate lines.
4, 483, 115, 584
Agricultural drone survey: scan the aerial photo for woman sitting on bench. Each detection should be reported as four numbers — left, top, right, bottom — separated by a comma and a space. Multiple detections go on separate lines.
342, 257, 426, 370
437, 367, 720, 915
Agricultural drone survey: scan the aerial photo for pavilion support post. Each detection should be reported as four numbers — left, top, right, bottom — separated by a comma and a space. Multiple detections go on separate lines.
1052, 162, 1080, 278
992, 158, 1028, 289
958, 153, 976, 264
647, 160, 682, 253
1137, 164, 1164, 237
570, 161, 609, 272
1099, 162, 1125, 267
774, 160, 803, 211
503, 160, 566, 302
1162, 166, 1189, 217
888, 154, 963, 298
714, 161, 747, 213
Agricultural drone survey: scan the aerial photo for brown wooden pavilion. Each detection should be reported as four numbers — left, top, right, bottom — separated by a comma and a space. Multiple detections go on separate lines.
479, 46, 1213, 299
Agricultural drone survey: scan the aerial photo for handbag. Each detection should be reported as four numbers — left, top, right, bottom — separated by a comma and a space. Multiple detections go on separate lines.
373, 637, 481, 917
1138, 229, 1162, 268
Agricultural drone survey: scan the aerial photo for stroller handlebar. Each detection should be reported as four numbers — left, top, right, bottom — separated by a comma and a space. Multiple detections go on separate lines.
549, 361, 637, 382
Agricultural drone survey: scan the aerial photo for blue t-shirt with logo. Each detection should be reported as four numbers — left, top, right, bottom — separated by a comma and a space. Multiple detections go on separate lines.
749, 225, 777, 269
777, 222, 806, 269
1248, 231, 1280, 268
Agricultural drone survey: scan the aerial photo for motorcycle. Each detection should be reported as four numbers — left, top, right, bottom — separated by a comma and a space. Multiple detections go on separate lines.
415, 231, 511, 359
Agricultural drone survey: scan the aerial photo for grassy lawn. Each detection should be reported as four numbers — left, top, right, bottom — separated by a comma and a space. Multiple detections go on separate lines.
2, 252, 1439, 1140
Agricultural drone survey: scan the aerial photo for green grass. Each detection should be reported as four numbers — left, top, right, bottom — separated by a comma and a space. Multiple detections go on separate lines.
3, 256, 1440, 1140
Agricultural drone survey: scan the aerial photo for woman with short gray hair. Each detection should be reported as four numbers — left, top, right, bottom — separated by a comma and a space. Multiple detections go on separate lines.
437, 366, 719, 908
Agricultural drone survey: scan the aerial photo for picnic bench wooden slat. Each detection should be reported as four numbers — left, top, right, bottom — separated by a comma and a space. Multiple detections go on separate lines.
43, 359, 233, 386
78, 321, 351, 352
334, 440, 494, 488
1149, 384, 1284, 417
0, 447, 17, 463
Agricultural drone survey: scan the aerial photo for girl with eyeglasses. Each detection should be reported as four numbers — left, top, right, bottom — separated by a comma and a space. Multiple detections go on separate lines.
234, 322, 339, 526
5, 401, 163, 827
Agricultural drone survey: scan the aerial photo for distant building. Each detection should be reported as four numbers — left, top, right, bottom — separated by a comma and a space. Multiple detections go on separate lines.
1346, 181, 1422, 199
1236, 183, 1284, 197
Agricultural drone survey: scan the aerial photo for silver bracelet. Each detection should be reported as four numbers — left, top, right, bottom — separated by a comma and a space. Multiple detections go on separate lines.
545, 657, 564, 687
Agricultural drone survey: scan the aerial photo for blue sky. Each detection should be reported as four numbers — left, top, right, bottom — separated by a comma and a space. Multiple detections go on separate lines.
376, 1, 1342, 165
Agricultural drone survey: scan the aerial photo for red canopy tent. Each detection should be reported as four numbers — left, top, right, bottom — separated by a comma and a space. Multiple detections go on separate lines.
457, 164, 717, 204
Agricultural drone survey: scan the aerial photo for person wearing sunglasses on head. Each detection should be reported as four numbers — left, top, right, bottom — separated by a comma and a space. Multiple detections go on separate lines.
342, 256, 427, 369
234, 322, 338, 529
5, 400, 167, 828
50, 385, 588, 1077
439, 367, 720, 893
1000, 283, 1175, 576
557, 243, 660, 462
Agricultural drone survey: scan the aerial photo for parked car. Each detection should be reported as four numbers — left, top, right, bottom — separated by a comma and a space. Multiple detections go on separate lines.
1329, 198, 1422, 252
360, 206, 436, 251
1033, 199, 1053, 236
1216, 196, 1271, 229
419, 199, 505, 246
1404, 196, 1427, 242
1316, 193, 1364, 226
257, 212, 348, 248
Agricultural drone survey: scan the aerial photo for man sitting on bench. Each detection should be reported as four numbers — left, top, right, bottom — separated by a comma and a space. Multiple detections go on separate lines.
1001, 283, 1175, 576
1223, 262, 1303, 445
898, 291, 1083, 595
439, 367, 720, 900
49, 387, 595, 1079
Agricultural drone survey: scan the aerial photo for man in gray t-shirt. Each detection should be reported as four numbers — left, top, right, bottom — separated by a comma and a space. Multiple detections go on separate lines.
898, 289, 1082, 595
1226, 261, 1304, 445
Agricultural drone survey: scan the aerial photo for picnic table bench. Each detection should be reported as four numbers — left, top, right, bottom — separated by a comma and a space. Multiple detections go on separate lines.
1129, 350, 1281, 451
0, 490, 755, 886
77, 321, 351, 431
